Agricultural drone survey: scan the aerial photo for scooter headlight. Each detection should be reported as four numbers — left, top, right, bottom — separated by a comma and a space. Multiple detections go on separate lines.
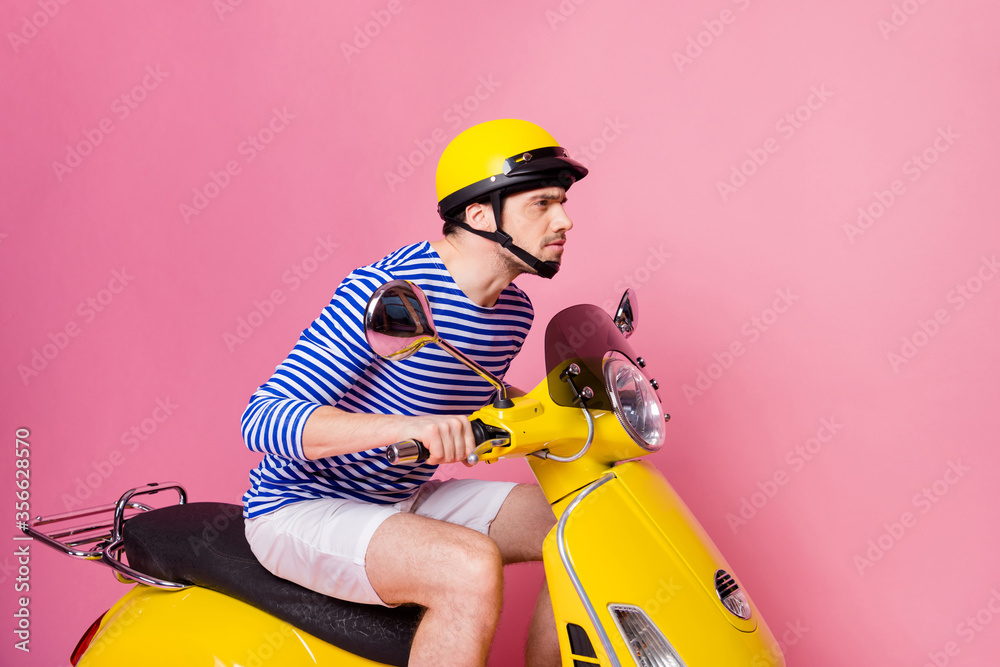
603, 352, 666, 451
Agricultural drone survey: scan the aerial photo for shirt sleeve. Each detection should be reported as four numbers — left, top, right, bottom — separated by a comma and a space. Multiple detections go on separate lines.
240, 268, 390, 461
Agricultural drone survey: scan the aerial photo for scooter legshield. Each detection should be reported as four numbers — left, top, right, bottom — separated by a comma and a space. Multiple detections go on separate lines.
544, 461, 786, 666
76, 584, 392, 667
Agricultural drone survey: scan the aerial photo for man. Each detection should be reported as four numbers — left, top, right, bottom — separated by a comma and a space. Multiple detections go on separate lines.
242, 118, 588, 666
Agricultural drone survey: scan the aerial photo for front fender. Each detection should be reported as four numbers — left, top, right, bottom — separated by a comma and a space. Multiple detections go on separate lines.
544, 461, 785, 666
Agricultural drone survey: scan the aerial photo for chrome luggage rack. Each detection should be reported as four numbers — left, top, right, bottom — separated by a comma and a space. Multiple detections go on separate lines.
20, 482, 191, 590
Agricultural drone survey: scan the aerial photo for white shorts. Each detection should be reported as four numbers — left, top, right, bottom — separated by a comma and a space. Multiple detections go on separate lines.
244, 478, 518, 607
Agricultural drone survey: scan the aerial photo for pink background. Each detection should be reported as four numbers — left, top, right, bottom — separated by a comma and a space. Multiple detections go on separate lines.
3, 1, 999, 665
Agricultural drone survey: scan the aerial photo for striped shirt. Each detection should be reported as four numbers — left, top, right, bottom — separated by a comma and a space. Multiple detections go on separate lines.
241, 241, 534, 518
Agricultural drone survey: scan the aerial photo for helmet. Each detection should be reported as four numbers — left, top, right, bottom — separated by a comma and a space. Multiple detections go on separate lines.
435, 119, 589, 279
436, 118, 588, 220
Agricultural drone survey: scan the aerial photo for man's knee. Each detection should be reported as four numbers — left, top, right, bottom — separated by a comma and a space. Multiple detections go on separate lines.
368, 515, 503, 608
438, 531, 503, 602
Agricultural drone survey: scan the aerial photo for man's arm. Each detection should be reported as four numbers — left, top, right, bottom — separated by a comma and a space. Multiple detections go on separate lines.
301, 406, 475, 464
241, 269, 410, 463
243, 267, 505, 466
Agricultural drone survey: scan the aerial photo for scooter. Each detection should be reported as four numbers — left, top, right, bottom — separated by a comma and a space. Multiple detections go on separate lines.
24, 282, 787, 666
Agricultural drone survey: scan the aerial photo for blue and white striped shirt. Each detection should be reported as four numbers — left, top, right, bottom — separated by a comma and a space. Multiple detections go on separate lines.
241, 241, 533, 518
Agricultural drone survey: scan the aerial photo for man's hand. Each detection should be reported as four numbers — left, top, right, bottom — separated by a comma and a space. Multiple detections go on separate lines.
403, 415, 475, 464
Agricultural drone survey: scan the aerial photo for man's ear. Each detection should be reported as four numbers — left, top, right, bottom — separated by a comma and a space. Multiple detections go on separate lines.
464, 201, 495, 232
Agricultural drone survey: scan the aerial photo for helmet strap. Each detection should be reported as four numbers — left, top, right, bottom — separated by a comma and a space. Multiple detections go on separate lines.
450, 189, 560, 279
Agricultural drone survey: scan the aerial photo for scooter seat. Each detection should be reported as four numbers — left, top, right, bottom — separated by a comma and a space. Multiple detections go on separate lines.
122, 501, 420, 666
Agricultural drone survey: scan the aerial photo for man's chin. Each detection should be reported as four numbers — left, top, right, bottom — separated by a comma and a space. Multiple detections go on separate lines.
542, 245, 565, 261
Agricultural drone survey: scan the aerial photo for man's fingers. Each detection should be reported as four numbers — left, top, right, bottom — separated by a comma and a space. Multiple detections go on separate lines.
460, 418, 475, 457
408, 415, 474, 464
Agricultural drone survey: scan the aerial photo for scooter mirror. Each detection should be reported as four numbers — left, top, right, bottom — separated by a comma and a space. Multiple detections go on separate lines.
364, 280, 438, 360
614, 289, 638, 339
364, 280, 512, 407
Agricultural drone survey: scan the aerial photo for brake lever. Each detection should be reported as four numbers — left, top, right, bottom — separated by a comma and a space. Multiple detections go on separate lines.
464, 419, 512, 466
464, 440, 505, 467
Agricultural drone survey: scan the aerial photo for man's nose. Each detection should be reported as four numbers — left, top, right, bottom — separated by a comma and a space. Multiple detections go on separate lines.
551, 204, 573, 233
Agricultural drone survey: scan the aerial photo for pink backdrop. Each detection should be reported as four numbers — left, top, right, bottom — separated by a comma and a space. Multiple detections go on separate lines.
3, 1, 999, 665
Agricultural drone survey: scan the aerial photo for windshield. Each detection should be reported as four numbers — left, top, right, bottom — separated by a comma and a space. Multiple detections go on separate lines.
543, 304, 638, 409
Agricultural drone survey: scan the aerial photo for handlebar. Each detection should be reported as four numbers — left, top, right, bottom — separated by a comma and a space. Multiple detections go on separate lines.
386, 439, 429, 465
385, 420, 509, 466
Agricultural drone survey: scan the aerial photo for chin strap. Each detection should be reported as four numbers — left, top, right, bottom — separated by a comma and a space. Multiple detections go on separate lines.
450, 189, 560, 279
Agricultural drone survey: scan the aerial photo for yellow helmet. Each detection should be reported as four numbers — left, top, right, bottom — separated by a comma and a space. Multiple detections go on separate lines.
436, 118, 589, 221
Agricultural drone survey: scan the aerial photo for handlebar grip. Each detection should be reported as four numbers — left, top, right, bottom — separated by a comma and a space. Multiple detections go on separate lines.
470, 420, 487, 444
386, 422, 508, 465
386, 439, 429, 465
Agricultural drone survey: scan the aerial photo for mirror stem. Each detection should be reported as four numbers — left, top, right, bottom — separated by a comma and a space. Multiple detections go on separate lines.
436, 339, 513, 408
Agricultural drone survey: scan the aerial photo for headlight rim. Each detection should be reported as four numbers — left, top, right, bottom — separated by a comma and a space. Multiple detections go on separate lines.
602, 351, 665, 452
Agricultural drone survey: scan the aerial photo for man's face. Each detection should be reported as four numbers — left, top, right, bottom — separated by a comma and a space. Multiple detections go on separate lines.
496, 186, 573, 272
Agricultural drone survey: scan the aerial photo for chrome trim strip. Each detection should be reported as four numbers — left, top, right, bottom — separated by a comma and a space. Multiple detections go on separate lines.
556, 473, 621, 667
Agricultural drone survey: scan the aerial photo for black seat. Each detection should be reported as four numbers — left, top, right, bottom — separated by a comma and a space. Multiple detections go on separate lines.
123, 502, 421, 666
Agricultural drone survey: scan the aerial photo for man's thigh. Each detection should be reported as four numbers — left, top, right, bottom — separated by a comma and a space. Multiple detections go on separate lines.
245, 480, 521, 607
410, 479, 555, 563
365, 511, 502, 607
365, 478, 527, 606
488, 483, 556, 564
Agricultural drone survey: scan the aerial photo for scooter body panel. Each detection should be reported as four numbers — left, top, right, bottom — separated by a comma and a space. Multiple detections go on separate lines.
77, 584, 389, 666
544, 461, 785, 666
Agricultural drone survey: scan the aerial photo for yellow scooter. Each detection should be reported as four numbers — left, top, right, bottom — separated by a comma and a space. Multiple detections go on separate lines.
24, 282, 786, 666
